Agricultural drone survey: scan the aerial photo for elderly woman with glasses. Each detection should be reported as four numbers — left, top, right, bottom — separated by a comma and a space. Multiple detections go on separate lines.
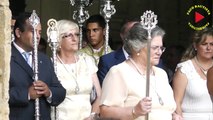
52, 20, 101, 120
99, 23, 176, 120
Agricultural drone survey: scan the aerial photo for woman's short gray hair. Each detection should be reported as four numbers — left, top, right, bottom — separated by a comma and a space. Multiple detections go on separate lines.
124, 23, 165, 55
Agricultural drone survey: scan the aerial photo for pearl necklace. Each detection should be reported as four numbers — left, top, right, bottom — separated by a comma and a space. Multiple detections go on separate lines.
194, 56, 213, 76
129, 58, 164, 106
57, 55, 80, 94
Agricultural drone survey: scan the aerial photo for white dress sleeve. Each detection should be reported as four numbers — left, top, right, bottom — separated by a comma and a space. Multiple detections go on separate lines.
176, 60, 195, 80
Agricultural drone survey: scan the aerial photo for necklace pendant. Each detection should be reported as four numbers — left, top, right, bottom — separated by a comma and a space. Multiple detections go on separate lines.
204, 70, 207, 75
75, 86, 80, 94
158, 96, 164, 106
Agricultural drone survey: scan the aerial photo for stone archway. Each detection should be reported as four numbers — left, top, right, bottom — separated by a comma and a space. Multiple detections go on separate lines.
0, 0, 11, 119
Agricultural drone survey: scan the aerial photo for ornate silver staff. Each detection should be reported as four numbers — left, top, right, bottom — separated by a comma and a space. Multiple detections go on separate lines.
140, 10, 158, 120
70, 0, 92, 49
100, 0, 116, 54
29, 10, 40, 120
47, 18, 59, 120
47, 19, 59, 73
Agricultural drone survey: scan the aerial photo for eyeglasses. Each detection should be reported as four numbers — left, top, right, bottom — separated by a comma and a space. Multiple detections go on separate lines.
62, 33, 79, 39
151, 46, 166, 52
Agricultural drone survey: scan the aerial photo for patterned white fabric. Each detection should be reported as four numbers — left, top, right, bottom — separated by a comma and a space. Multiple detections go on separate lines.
51, 52, 97, 120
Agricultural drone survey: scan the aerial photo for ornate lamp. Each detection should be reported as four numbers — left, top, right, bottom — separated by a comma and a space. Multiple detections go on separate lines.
100, 0, 117, 54
70, 0, 93, 49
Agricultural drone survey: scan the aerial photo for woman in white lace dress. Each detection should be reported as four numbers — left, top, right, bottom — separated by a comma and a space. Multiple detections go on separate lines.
51, 20, 101, 120
172, 27, 213, 120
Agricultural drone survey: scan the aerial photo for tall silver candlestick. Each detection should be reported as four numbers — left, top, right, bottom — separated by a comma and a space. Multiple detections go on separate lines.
47, 19, 59, 73
140, 10, 158, 120
29, 10, 40, 120
47, 18, 59, 120
100, 0, 116, 54
70, 0, 92, 49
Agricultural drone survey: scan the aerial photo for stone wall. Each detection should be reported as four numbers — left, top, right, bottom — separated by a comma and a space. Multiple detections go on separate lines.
0, 0, 11, 119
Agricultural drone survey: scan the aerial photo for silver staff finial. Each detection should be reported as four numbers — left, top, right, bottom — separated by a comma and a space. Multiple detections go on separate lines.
72, 6, 89, 25
101, 0, 116, 22
70, 0, 90, 6
47, 19, 58, 43
100, 0, 117, 54
29, 10, 40, 28
70, 0, 91, 24
141, 10, 158, 39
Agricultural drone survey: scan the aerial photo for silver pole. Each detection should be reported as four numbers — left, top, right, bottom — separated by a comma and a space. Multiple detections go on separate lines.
140, 10, 158, 120
105, 22, 110, 54
47, 18, 59, 120
70, 0, 91, 49
100, 0, 116, 54
29, 10, 40, 120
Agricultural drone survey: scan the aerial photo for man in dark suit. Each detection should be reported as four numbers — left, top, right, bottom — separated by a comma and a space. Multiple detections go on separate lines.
9, 12, 66, 120
97, 21, 138, 86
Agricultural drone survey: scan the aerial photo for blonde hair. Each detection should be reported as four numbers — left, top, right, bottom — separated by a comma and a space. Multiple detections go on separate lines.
181, 27, 213, 62
57, 20, 79, 49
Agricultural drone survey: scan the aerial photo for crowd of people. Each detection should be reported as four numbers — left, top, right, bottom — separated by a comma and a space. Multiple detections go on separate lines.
9, 11, 213, 120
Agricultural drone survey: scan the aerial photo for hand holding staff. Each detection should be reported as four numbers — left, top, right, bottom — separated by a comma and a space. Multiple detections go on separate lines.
29, 80, 51, 99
